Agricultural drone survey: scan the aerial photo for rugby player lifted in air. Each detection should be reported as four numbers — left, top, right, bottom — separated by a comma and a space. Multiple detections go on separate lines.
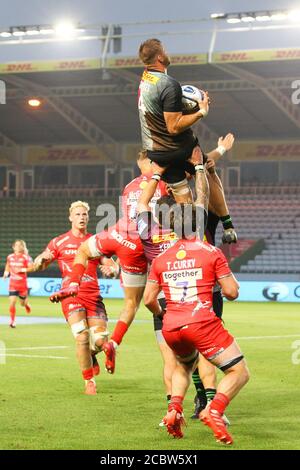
143, 163, 250, 445
31, 201, 118, 395
138, 38, 237, 243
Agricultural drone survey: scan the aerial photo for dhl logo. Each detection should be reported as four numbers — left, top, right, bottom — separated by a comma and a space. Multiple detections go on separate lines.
111, 58, 142, 67
57, 61, 89, 70
171, 55, 203, 64
217, 53, 249, 62
255, 144, 300, 157
142, 71, 160, 84
43, 149, 95, 160
4, 63, 35, 72
152, 232, 178, 244
275, 50, 300, 59
109, 55, 204, 68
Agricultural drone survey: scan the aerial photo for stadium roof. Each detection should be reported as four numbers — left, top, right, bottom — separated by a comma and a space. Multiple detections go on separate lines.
0, 47, 300, 152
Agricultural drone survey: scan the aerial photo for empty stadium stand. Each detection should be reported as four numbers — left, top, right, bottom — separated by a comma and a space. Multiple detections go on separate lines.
1, 191, 299, 275
0, 195, 120, 275
216, 194, 300, 274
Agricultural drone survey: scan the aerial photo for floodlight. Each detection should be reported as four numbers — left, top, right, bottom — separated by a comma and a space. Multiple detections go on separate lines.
28, 98, 42, 107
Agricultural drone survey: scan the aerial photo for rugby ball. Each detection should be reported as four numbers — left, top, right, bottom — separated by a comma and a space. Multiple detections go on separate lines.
181, 85, 205, 114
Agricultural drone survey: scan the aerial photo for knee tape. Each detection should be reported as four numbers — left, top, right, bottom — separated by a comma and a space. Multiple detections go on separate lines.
89, 326, 109, 352
71, 319, 88, 338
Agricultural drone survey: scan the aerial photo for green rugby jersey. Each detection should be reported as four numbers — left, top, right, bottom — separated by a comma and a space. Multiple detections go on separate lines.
138, 69, 196, 152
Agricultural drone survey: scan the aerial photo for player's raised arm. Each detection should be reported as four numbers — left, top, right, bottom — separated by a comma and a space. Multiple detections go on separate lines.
137, 162, 166, 214
206, 133, 235, 163
190, 146, 209, 212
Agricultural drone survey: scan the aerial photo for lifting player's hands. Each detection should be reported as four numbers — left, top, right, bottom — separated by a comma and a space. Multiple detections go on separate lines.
189, 145, 203, 166
218, 133, 235, 152
150, 161, 166, 177
198, 91, 211, 116
49, 282, 79, 303
206, 158, 216, 174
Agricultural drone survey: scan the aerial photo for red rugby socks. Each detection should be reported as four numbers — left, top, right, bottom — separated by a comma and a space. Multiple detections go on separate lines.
9, 306, 16, 324
111, 321, 128, 345
210, 392, 230, 415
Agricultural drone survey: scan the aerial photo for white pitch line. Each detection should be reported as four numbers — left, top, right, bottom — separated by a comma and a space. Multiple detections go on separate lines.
4, 346, 70, 351
236, 334, 300, 340
0, 354, 68, 360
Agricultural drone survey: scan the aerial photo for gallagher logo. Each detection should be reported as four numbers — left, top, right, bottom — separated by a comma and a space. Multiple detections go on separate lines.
262, 283, 289, 301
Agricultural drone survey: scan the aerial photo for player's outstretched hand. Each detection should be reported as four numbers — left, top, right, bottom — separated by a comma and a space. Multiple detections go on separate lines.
198, 91, 210, 116
50, 283, 79, 303
222, 228, 238, 244
218, 133, 235, 152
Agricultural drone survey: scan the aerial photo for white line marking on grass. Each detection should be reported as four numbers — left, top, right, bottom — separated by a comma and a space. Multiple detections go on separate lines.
5, 346, 70, 351
0, 354, 68, 360
236, 334, 300, 340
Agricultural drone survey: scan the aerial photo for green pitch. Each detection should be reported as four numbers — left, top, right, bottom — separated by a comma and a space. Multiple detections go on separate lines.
0, 297, 299, 450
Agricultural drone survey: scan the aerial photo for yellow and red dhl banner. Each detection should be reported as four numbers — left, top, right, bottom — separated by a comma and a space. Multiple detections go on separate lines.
231, 141, 300, 161
213, 47, 300, 63
0, 48, 300, 75
24, 145, 113, 165
0, 58, 100, 74
106, 53, 207, 68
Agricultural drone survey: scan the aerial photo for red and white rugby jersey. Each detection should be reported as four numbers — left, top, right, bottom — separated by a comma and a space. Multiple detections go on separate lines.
6, 253, 32, 291
121, 173, 168, 223
46, 230, 100, 298
148, 238, 232, 330
91, 220, 148, 274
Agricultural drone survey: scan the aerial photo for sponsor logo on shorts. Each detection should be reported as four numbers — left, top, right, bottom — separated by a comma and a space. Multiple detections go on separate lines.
68, 303, 81, 310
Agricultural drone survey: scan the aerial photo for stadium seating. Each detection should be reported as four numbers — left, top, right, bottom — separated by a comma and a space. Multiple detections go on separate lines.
215, 194, 300, 274
1, 192, 299, 275
0, 195, 120, 275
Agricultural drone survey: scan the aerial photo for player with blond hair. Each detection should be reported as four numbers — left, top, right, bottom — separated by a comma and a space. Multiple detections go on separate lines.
3, 239, 33, 328
31, 200, 118, 395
